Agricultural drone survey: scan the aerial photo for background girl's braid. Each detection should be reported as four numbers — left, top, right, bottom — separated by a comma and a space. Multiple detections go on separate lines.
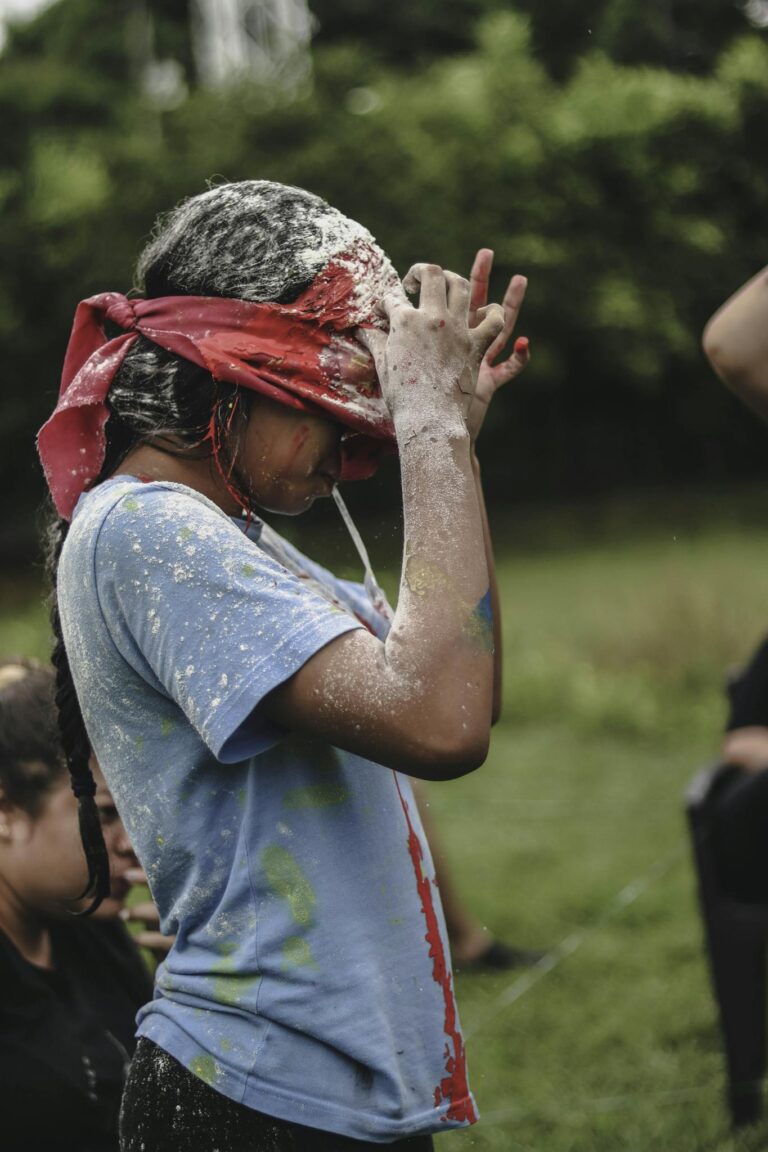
48, 514, 110, 913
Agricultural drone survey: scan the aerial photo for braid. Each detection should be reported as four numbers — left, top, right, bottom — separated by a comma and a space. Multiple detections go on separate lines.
47, 514, 110, 914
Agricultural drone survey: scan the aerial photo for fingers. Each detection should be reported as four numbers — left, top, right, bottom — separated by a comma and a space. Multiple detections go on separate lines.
356, 326, 387, 380
120, 901, 159, 925
470, 303, 505, 359
469, 249, 493, 321
124, 867, 148, 885
486, 274, 528, 362
488, 336, 531, 386
444, 270, 470, 316
135, 930, 175, 956
402, 263, 447, 311
402, 263, 471, 323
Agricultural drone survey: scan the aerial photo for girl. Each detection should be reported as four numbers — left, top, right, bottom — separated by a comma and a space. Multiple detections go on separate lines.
0, 658, 169, 1152
38, 180, 526, 1150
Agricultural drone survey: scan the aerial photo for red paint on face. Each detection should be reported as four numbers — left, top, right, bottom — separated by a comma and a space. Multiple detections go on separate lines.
286, 425, 311, 468
393, 775, 477, 1124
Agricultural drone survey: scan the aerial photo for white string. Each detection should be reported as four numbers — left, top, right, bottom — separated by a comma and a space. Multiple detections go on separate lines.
332, 486, 392, 618
464, 843, 687, 1040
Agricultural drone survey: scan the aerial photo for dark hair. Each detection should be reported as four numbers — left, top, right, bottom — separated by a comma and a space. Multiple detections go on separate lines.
0, 660, 65, 816
47, 180, 353, 911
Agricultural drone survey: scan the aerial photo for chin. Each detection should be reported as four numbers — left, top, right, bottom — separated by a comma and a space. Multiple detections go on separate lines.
261, 489, 324, 516
89, 894, 126, 921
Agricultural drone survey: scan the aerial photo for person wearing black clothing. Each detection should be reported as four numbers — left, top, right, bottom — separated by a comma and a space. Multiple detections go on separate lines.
0, 660, 167, 1152
709, 637, 768, 904
0, 913, 152, 1152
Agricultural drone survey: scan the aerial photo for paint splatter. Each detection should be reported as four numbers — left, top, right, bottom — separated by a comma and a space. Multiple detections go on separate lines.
393, 775, 477, 1124
282, 936, 318, 970
462, 589, 494, 653
210, 942, 261, 1006
283, 783, 350, 809
189, 1054, 219, 1086
262, 844, 316, 926
403, 552, 453, 598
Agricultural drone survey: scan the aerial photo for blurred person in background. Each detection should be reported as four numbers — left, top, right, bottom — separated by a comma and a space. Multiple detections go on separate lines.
704, 269, 768, 899
0, 658, 171, 1152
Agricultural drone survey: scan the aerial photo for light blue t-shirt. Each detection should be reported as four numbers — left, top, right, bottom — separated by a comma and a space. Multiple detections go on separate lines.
59, 477, 477, 1142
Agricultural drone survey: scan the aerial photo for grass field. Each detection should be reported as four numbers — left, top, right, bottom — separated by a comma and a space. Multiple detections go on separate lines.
5, 489, 768, 1150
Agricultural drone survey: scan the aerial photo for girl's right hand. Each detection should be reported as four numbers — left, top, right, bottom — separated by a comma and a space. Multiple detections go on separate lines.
362, 264, 504, 431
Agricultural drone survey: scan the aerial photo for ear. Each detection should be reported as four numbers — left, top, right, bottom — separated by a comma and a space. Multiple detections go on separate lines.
0, 787, 33, 845
0, 787, 14, 841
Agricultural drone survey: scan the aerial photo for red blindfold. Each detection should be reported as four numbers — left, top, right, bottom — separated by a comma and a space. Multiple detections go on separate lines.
38, 252, 397, 520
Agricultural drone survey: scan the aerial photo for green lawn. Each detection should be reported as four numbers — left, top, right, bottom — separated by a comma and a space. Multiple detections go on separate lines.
5, 495, 768, 1150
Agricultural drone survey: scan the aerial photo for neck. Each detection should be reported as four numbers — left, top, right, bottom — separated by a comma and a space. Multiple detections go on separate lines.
116, 445, 241, 516
0, 874, 52, 968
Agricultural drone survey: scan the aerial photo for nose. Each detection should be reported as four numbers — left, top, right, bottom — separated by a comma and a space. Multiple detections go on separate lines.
110, 822, 138, 861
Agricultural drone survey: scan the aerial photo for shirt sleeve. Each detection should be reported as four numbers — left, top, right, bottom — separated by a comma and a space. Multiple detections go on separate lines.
93, 484, 364, 761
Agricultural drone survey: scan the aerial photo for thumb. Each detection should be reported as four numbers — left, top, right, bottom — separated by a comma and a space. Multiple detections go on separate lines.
356, 328, 387, 387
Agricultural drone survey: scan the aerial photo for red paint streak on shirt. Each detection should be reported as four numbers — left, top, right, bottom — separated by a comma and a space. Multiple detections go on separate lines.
393, 774, 477, 1124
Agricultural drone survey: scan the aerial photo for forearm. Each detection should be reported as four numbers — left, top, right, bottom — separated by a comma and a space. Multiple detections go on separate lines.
704, 267, 768, 419
382, 415, 494, 764
472, 452, 502, 722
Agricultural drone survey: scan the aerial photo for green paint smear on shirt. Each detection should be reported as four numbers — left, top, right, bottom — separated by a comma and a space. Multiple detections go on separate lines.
160, 716, 175, 736
281, 936, 318, 970
213, 970, 261, 1006
209, 942, 260, 1006
189, 1054, 218, 1086
262, 845, 316, 927
283, 783, 350, 810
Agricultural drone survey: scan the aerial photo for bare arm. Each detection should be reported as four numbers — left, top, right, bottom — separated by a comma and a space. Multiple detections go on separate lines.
472, 453, 502, 723
466, 248, 530, 723
703, 266, 768, 420
262, 266, 504, 781
721, 727, 768, 773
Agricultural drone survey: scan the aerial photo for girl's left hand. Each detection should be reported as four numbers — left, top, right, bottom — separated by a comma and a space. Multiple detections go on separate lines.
467, 248, 530, 444
120, 867, 176, 958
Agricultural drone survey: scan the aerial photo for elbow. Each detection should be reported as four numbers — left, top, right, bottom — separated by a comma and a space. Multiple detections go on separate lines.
701, 319, 721, 369
702, 318, 736, 378
404, 724, 490, 781
702, 315, 755, 388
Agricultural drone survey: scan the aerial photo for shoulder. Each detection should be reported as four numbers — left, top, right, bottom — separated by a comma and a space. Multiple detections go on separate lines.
71, 477, 230, 538
65, 478, 244, 570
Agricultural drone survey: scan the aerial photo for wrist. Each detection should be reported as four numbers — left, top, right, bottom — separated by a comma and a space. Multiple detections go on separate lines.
393, 406, 470, 445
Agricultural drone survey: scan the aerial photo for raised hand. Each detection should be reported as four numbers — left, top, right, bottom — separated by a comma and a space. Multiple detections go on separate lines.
467, 248, 529, 444
361, 263, 504, 433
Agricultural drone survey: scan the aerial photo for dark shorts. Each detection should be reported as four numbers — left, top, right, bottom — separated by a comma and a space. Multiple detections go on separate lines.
120, 1037, 436, 1152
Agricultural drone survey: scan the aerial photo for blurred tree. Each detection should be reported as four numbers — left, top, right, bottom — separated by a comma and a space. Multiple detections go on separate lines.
308, 0, 505, 65
512, 0, 751, 79
1, 2, 768, 559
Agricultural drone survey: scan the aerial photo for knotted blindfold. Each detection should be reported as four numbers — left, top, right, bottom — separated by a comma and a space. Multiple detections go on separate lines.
37, 250, 398, 520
